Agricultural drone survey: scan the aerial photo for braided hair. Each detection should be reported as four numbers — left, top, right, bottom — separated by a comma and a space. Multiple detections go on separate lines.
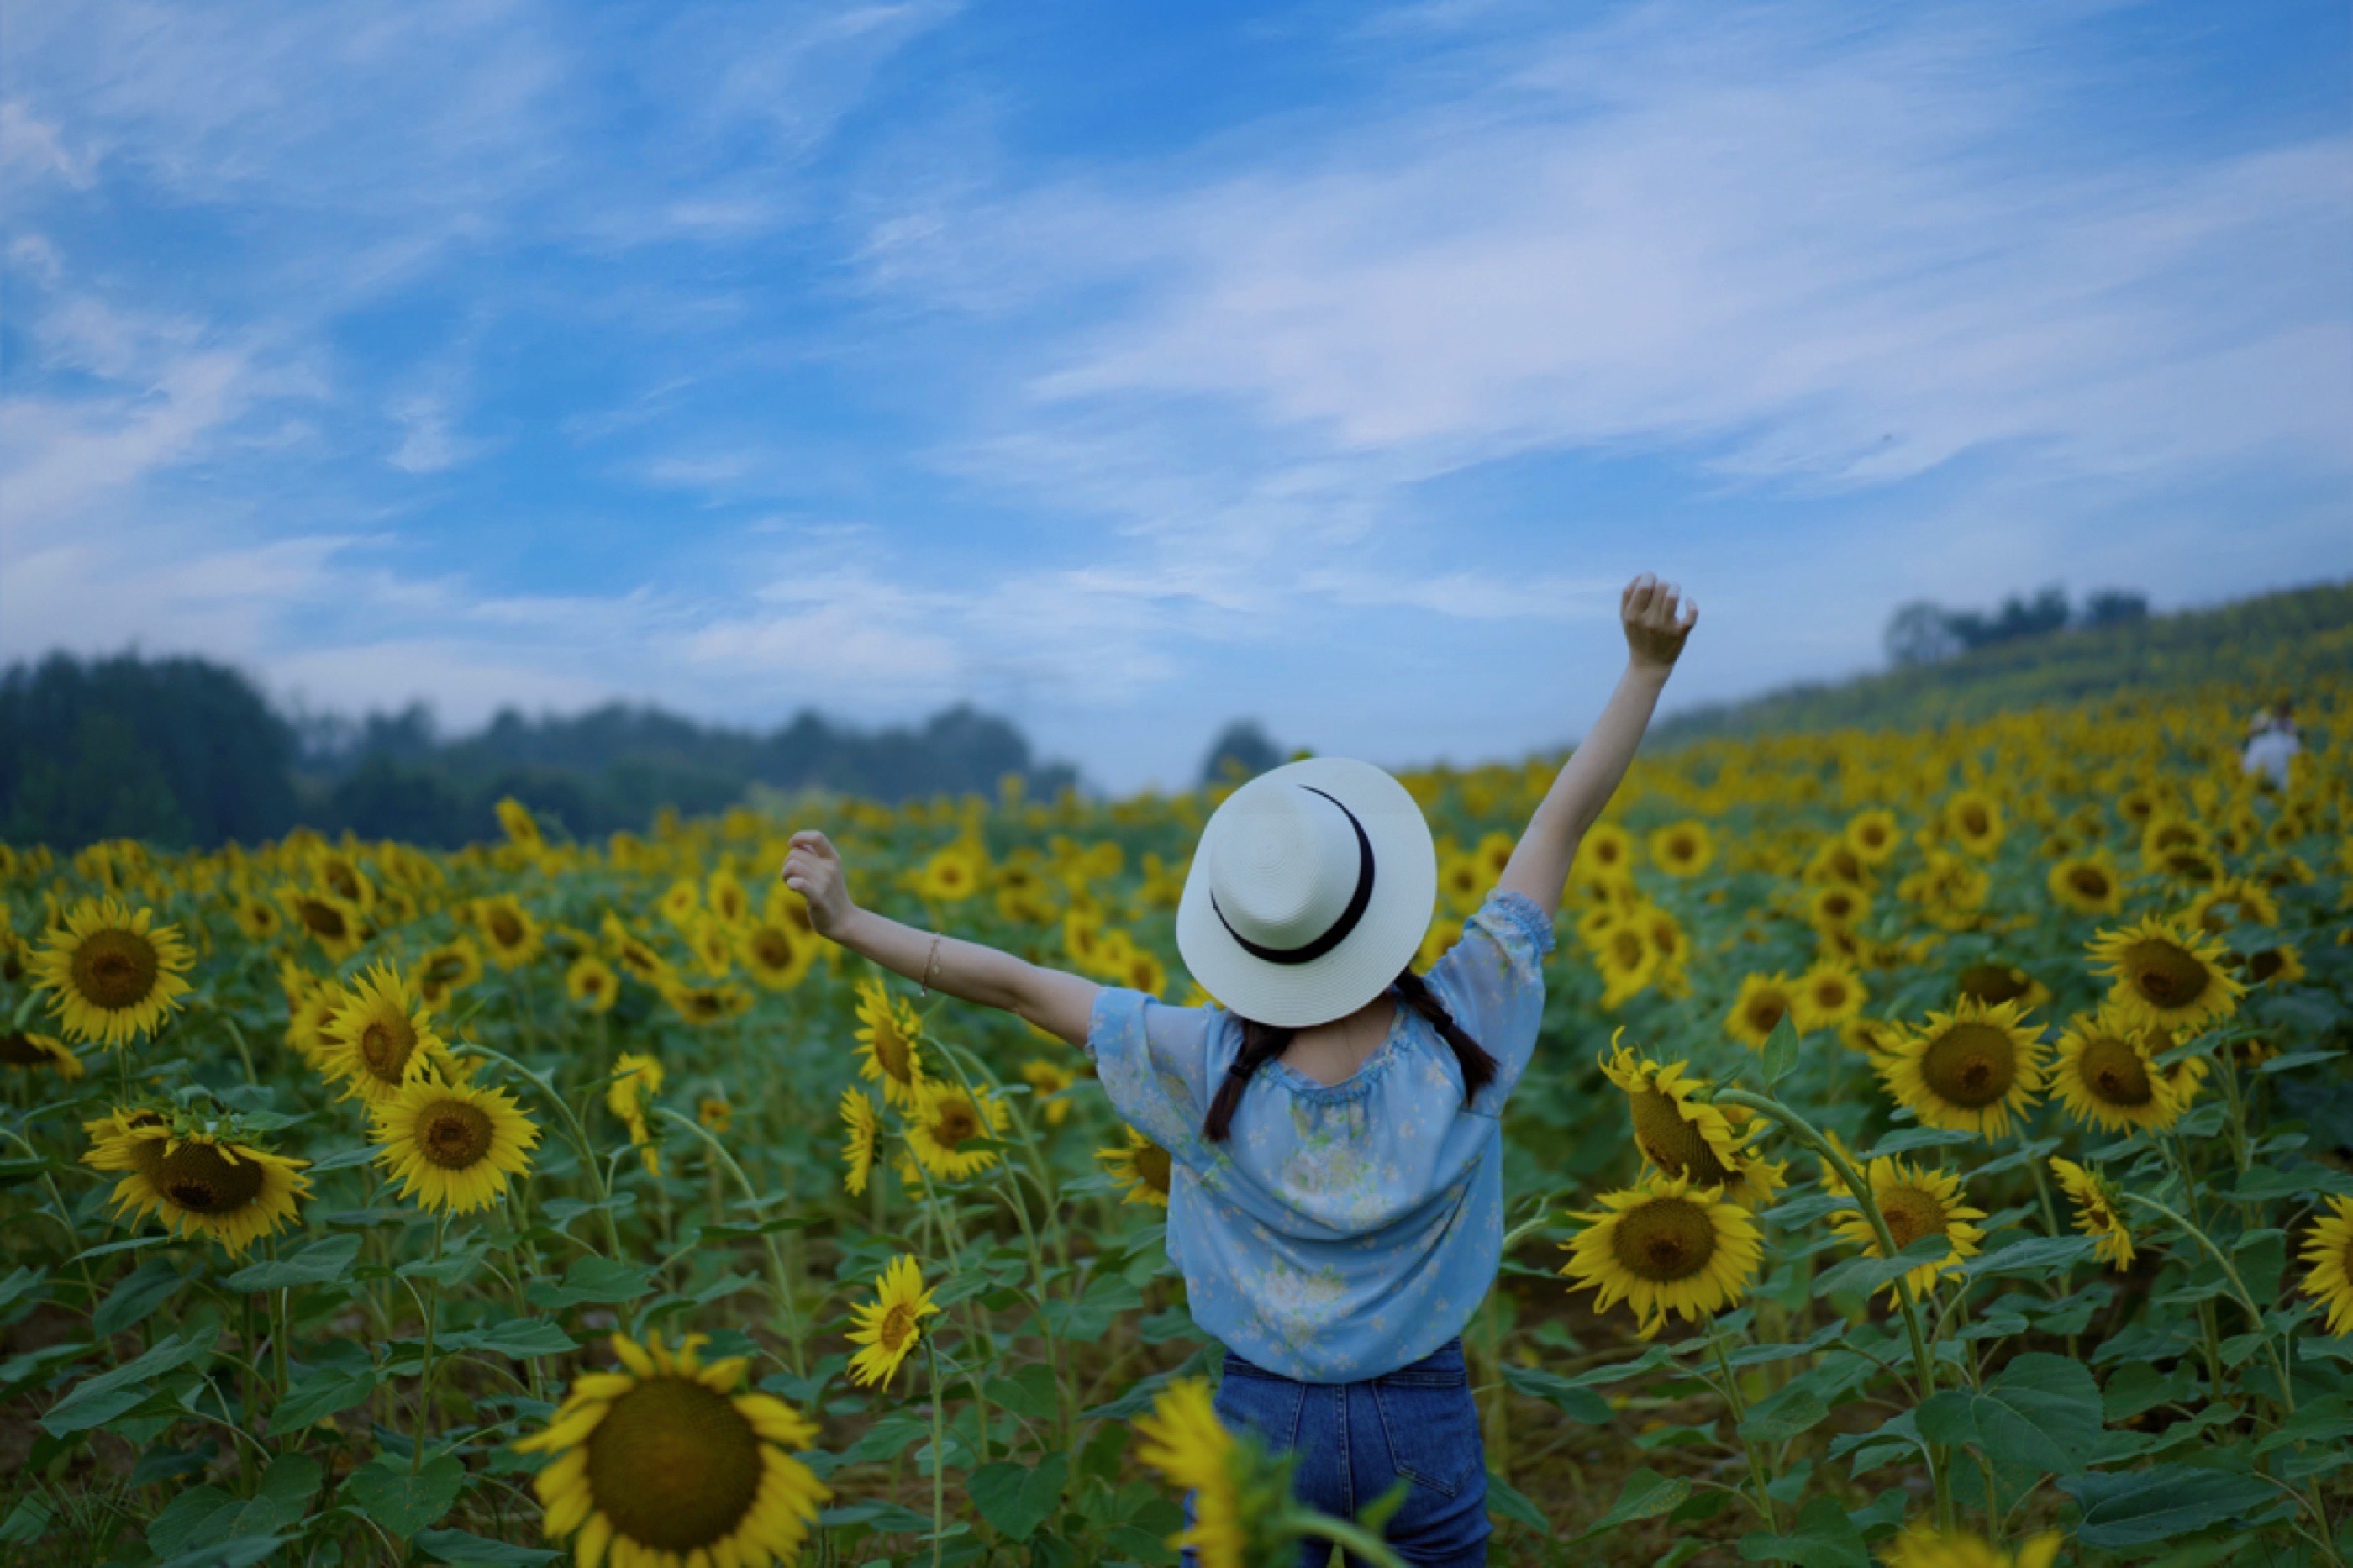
1202, 965, 1500, 1142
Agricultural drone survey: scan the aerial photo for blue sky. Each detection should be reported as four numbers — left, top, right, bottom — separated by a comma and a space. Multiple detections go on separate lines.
4, 0, 2348, 796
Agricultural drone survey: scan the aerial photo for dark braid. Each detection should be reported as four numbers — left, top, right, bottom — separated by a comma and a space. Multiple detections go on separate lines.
1203, 965, 1498, 1143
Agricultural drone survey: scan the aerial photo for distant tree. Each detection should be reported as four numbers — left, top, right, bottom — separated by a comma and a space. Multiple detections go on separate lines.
1201, 720, 1283, 786
1884, 602, 1961, 667
2081, 589, 2149, 629
324, 757, 471, 845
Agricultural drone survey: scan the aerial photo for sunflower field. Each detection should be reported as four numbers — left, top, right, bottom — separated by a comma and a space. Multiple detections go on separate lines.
3, 675, 2350, 1568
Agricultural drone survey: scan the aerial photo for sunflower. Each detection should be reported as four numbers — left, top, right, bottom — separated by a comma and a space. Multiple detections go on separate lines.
1724, 971, 1801, 1050
1019, 1058, 1078, 1126
1943, 789, 2003, 857
1877, 997, 2046, 1139
917, 843, 987, 903
277, 887, 366, 963
2087, 913, 2245, 1035
413, 937, 484, 1011
704, 867, 751, 928
1882, 1524, 2062, 1568
1796, 961, 1866, 1032
1560, 1171, 1763, 1339
2047, 852, 2125, 916
1845, 808, 1901, 866
904, 1079, 1008, 1181
697, 1096, 733, 1134
739, 919, 812, 991
608, 1052, 664, 1126
29, 897, 196, 1048
840, 1086, 882, 1197
2049, 1006, 2198, 1134
1599, 1040, 1782, 1208
1593, 922, 1659, 1009
320, 961, 455, 1106
495, 797, 545, 851
1579, 823, 1636, 881
1136, 1377, 1246, 1568
845, 1254, 942, 1388
564, 955, 620, 1013
310, 849, 378, 913
1437, 850, 1485, 912
2298, 1196, 2353, 1338
1841, 1017, 1904, 1057
1650, 820, 1714, 877
1808, 884, 1871, 932
477, 895, 545, 969
2235, 943, 2305, 987
0, 1030, 82, 1079
229, 892, 284, 941
1099, 1125, 1174, 1208
852, 976, 927, 1109
1826, 1156, 1985, 1302
2048, 1155, 2134, 1271
371, 1071, 540, 1213
2184, 877, 2277, 935
278, 961, 343, 1068
656, 878, 702, 929
1955, 962, 2050, 1013
602, 913, 671, 987
83, 1121, 310, 1256
515, 1329, 829, 1568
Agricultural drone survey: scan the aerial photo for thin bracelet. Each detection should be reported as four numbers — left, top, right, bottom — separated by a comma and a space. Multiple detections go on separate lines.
920, 932, 942, 996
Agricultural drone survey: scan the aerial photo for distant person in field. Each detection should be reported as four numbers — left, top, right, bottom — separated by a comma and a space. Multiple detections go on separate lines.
780, 573, 1698, 1565
2242, 695, 2300, 790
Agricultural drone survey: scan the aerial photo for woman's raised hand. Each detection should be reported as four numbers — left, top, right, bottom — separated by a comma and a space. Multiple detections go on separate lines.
1622, 572, 1698, 672
779, 829, 855, 939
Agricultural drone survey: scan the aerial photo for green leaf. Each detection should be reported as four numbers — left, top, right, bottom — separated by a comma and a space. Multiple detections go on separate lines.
1737, 1384, 1829, 1444
1815, 1234, 1954, 1299
1962, 1234, 2094, 1280
0, 1267, 50, 1317
147, 1455, 320, 1557
1484, 1468, 1550, 1532
222, 1234, 362, 1292
0, 1497, 55, 1546
92, 1260, 185, 1339
1500, 1363, 1615, 1423
154, 1536, 292, 1568
1858, 1128, 1977, 1160
1761, 1013, 1801, 1085
526, 1255, 655, 1309
1964, 1354, 2104, 1476
966, 1452, 1069, 1541
1737, 1494, 1870, 1567
2256, 1396, 2353, 1454
1582, 1468, 1691, 1538
1913, 1389, 1978, 1448
39, 1323, 218, 1434
345, 1453, 466, 1537
2061, 1464, 2281, 1549
306, 1145, 384, 1172
440, 1318, 575, 1359
414, 1528, 564, 1565
274, 1357, 377, 1430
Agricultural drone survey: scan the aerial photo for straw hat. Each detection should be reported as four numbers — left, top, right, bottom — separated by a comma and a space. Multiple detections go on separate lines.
1175, 756, 1437, 1028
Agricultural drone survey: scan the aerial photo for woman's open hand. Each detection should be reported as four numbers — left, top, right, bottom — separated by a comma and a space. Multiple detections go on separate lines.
1623, 572, 1698, 672
780, 829, 855, 939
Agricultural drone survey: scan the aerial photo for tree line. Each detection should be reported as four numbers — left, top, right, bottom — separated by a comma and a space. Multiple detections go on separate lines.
1883, 584, 2148, 667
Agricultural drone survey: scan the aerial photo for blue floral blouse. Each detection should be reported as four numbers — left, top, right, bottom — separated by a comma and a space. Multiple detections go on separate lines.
1084, 888, 1557, 1384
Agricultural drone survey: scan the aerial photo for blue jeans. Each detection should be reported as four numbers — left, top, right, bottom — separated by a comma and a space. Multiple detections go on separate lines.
1180, 1336, 1492, 1567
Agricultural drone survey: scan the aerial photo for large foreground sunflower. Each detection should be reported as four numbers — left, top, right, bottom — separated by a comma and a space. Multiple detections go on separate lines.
320, 961, 455, 1106
371, 1071, 540, 1213
1560, 1171, 1762, 1339
29, 897, 195, 1047
1098, 1125, 1174, 1208
845, 1254, 941, 1388
516, 1330, 829, 1568
1876, 997, 2046, 1140
2087, 913, 2245, 1036
904, 1079, 1009, 1181
2049, 1006, 2198, 1134
1827, 1156, 1984, 1302
840, 1085, 882, 1197
82, 1118, 309, 1256
1136, 1377, 1245, 1568
2049, 1155, 2135, 1271
1600, 1039, 1782, 1208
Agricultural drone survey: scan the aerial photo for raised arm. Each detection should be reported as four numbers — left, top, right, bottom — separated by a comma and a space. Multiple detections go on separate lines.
1496, 572, 1698, 923
778, 830, 1100, 1046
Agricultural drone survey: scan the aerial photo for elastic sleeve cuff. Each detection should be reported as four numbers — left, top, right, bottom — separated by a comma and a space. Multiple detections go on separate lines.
1479, 889, 1557, 960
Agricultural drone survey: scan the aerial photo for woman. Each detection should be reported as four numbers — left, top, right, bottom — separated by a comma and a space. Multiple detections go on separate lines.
779, 572, 1698, 1565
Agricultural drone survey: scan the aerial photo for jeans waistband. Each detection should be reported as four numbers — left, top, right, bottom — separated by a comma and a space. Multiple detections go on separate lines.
1222, 1335, 1467, 1387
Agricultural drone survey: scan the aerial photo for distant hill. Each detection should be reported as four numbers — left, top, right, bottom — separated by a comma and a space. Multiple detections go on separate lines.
1652, 580, 2353, 744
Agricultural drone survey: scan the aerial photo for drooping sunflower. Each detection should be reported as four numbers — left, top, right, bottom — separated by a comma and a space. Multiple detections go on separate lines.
0, 1030, 83, 1080
2184, 876, 2277, 935
2048, 1155, 2134, 1271
1019, 1058, 1078, 1127
1599, 1039, 1782, 1208
1826, 1156, 1985, 1302
1650, 820, 1714, 877
320, 961, 455, 1106
852, 976, 926, 1109
1877, 997, 2047, 1140
840, 1085, 882, 1197
2047, 851, 2125, 916
564, 955, 620, 1013
2087, 913, 2245, 1035
495, 796, 545, 852
608, 1052, 664, 1127
476, 895, 545, 970
515, 1329, 830, 1568
371, 1071, 540, 1213
1724, 971, 1801, 1051
1561, 1171, 1761, 1339
2298, 1196, 2353, 1338
277, 886, 366, 962
1099, 1125, 1174, 1208
2049, 1006, 2198, 1134
29, 897, 196, 1047
83, 1120, 310, 1255
845, 1254, 942, 1388
1795, 961, 1866, 1033
1882, 1524, 2062, 1568
904, 1079, 1009, 1181
1136, 1376, 1246, 1568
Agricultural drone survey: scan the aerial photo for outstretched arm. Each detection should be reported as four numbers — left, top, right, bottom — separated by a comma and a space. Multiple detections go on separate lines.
779, 830, 1101, 1046
1497, 572, 1698, 923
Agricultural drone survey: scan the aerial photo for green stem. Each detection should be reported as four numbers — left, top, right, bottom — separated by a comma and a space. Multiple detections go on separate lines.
455, 1040, 622, 1256
1709, 1331, 1780, 1534
654, 1107, 808, 1381
927, 1334, 947, 1568
2121, 1192, 2294, 1417
1287, 1511, 1413, 1568
412, 1215, 446, 1476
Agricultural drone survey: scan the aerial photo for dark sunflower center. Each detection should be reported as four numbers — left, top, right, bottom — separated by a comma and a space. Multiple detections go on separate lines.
1812, 977, 1851, 1012
359, 1013, 418, 1082
875, 1028, 912, 1082
0, 1032, 50, 1066
1961, 807, 1989, 836
489, 911, 524, 948
686, 992, 723, 1019
754, 931, 793, 968
1880, 1186, 1950, 1252
2246, 949, 2287, 983
1957, 965, 2028, 1004
1861, 823, 1890, 848
419, 1100, 494, 1169
297, 900, 349, 939
426, 955, 466, 985
326, 863, 362, 902
1611, 1197, 1718, 1283
1920, 1023, 2018, 1108
2123, 940, 2209, 1009
2079, 1035, 2154, 1107
880, 1303, 917, 1353
1746, 994, 1788, 1035
71, 929, 160, 1010
1824, 893, 1856, 920
155, 1143, 266, 1215
1611, 931, 1647, 968
2070, 867, 2111, 899
585, 1378, 763, 1553
1629, 1089, 1733, 1187
1134, 1143, 1172, 1196
934, 1102, 979, 1148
